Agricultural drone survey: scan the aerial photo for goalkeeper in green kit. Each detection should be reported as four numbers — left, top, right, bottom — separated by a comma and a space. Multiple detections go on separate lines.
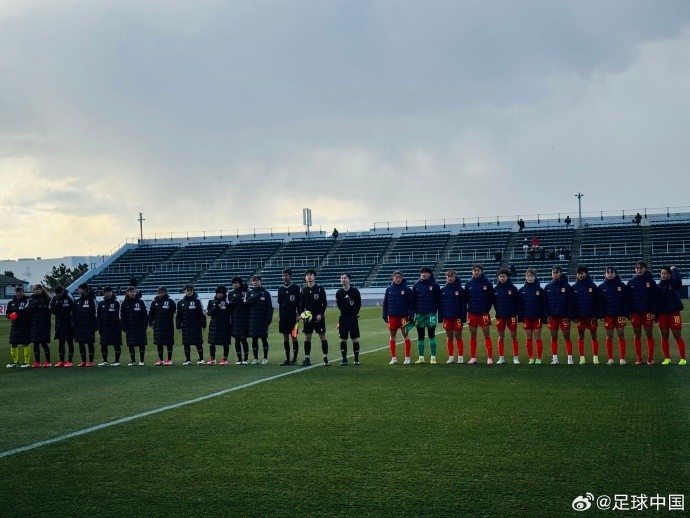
412, 266, 441, 364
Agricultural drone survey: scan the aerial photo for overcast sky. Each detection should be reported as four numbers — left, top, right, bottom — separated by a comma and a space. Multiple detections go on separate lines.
1, 0, 689, 260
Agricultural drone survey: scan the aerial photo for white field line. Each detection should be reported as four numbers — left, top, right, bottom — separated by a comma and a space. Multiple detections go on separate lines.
0, 343, 397, 459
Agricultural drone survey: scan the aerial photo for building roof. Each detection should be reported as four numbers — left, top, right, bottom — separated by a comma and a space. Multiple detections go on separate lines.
0, 274, 29, 286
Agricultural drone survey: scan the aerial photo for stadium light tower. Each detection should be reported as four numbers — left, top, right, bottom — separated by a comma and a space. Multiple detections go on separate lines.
138, 212, 145, 242
575, 193, 583, 228
302, 208, 312, 235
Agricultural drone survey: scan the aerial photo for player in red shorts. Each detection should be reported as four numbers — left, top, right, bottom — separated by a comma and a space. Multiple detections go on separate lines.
572, 266, 601, 365
518, 268, 546, 364
627, 260, 657, 365
544, 265, 575, 365
382, 271, 414, 365
464, 265, 495, 365
655, 266, 687, 365
493, 268, 520, 364
438, 270, 466, 364
598, 266, 630, 365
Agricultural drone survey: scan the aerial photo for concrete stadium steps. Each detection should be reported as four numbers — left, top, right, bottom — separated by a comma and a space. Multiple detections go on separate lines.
84, 221, 690, 295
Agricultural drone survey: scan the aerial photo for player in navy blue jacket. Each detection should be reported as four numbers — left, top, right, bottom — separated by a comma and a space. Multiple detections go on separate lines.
411, 266, 441, 364
544, 266, 575, 365
493, 268, 520, 364
599, 266, 629, 365
438, 270, 466, 364
627, 260, 657, 365
518, 268, 546, 364
465, 264, 495, 365
655, 266, 686, 365
571, 266, 601, 364
382, 270, 414, 365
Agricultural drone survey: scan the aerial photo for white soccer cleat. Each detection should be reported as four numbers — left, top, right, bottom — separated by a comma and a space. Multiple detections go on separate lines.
513, 357, 520, 365
446, 357, 455, 364
457, 356, 464, 364
496, 357, 505, 365
486, 358, 493, 365
619, 359, 627, 366
468, 358, 477, 365
197, 359, 206, 365
182, 360, 192, 366
127, 362, 137, 367
261, 358, 268, 365
551, 359, 559, 365
111, 362, 120, 367
97, 361, 110, 367
403, 357, 411, 365
138, 362, 145, 366
251, 359, 259, 365
389, 357, 398, 365
567, 358, 574, 365
607, 359, 614, 365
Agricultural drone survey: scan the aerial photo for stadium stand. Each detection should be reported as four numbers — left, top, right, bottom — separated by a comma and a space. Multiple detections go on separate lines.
367, 233, 451, 287
75, 217, 690, 296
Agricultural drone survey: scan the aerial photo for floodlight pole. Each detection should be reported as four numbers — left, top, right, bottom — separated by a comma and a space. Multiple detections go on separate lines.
138, 212, 145, 242
575, 193, 584, 228
302, 208, 312, 236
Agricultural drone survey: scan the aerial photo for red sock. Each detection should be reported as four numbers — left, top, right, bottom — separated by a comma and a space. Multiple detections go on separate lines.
565, 339, 573, 356
633, 337, 642, 361
404, 338, 411, 357
497, 337, 505, 357
526, 339, 533, 358
456, 338, 464, 356
591, 339, 599, 356
446, 338, 453, 356
536, 339, 543, 358
389, 339, 396, 357
619, 338, 627, 359
550, 339, 558, 355
661, 338, 670, 358
577, 338, 585, 357
511, 339, 519, 357
646, 338, 655, 362
470, 337, 477, 358
606, 338, 613, 360
677, 337, 686, 359
485, 337, 493, 359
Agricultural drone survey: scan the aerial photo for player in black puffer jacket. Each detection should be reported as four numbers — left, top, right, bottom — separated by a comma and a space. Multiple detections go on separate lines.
206, 285, 232, 365
176, 285, 206, 365
72, 283, 98, 366
97, 287, 122, 366
50, 286, 75, 367
149, 286, 176, 365
6, 286, 32, 368
246, 275, 274, 364
28, 285, 52, 367
120, 287, 148, 366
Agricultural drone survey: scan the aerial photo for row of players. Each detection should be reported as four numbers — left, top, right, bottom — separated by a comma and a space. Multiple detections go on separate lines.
382, 261, 686, 366
4, 262, 687, 368
4, 268, 359, 368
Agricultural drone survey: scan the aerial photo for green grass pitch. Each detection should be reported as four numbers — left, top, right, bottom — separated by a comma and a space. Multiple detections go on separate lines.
0, 306, 688, 517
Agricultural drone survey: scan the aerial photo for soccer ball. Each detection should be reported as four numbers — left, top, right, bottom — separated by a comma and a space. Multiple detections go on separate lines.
300, 310, 312, 322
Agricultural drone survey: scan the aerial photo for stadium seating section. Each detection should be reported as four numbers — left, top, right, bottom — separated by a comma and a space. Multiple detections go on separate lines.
84, 220, 690, 294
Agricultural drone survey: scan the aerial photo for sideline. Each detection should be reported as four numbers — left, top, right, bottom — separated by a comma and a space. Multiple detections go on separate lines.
0, 344, 392, 459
